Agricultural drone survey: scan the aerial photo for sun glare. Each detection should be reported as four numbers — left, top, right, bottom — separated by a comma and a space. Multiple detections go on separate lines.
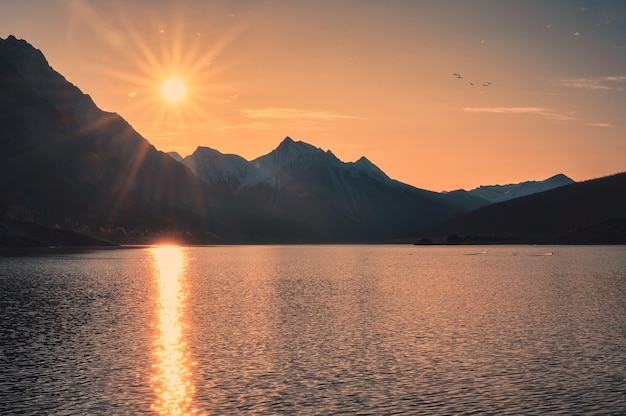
96, 5, 244, 155
150, 245, 195, 415
161, 77, 187, 103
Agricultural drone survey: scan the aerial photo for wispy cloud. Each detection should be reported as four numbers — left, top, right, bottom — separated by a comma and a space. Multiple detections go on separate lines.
212, 108, 366, 133
145, 131, 182, 141
586, 122, 613, 128
463, 107, 577, 121
225, 93, 240, 103
242, 108, 365, 121
559, 76, 626, 91
212, 122, 279, 132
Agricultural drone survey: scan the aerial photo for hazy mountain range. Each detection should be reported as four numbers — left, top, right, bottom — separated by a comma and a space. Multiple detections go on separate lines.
463, 174, 574, 203
1, 35, 624, 246
412, 171, 626, 244
173, 137, 493, 241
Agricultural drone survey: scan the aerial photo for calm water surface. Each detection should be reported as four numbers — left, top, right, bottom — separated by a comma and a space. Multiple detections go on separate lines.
1, 245, 625, 415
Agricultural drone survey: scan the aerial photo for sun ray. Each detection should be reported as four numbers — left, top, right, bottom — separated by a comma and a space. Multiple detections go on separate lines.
78, 3, 253, 155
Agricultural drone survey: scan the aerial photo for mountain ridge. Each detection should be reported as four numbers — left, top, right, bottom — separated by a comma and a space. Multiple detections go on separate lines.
2, 35, 485, 243
411, 172, 626, 244
183, 136, 572, 196
2, 35, 622, 245
462, 173, 574, 203
181, 136, 492, 240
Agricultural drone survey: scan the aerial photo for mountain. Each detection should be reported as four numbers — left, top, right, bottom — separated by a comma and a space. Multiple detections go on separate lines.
183, 146, 251, 193
412, 172, 626, 244
5, 35, 619, 245
166, 151, 184, 163
184, 137, 396, 192
182, 137, 490, 241
0, 220, 116, 247
2, 35, 484, 244
464, 174, 574, 203
0, 35, 215, 244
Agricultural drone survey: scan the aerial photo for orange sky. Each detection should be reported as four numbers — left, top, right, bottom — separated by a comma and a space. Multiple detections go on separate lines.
2, 0, 625, 191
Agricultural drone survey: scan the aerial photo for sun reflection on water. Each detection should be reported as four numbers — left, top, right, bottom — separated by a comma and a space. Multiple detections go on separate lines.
150, 245, 196, 415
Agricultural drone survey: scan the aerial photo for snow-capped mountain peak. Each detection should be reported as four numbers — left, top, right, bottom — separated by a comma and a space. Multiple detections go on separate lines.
181, 146, 250, 191
467, 174, 574, 203
268, 137, 329, 165
182, 137, 398, 195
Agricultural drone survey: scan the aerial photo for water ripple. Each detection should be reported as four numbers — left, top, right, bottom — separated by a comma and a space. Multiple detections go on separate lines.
1, 245, 625, 414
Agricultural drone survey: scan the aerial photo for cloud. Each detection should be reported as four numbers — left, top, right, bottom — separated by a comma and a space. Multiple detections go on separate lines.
463, 107, 577, 121
559, 76, 626, 91
147, 131, 182, 141
128, 91, 138, 98
603, 76, 626, 83
212, 122, 277, 132
212, 108, 365, 133
242, 108, 365, 121
225, 94, 240, 103
586, 122, 613, 128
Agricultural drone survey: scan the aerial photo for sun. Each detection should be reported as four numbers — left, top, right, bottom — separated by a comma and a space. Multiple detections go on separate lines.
161, 77, 187, 103
102, 6, 242, 153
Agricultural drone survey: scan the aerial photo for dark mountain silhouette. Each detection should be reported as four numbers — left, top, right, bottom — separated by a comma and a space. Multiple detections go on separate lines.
0, 35, 216, 244
182, 137, 490, 241
0, 220, 115, 247
412, 172, 626, 244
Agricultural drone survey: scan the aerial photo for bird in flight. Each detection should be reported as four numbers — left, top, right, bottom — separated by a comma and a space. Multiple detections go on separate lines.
452, 73, 494, 88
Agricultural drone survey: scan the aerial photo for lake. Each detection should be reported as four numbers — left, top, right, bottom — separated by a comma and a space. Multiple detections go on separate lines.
1, 245, 625, 415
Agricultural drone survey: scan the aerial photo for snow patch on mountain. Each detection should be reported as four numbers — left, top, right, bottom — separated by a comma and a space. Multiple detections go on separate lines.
467, 174, 574, 203
182, 147, 250, 191
181, 136, 399, 198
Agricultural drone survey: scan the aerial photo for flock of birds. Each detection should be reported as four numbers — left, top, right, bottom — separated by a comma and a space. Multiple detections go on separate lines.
452, 72, 493, 87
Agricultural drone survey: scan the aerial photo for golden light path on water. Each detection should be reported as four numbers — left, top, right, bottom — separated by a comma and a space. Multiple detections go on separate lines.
150, 245, 196, 415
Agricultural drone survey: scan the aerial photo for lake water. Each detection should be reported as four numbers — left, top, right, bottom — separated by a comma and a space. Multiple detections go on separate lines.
1, 245, 625, 415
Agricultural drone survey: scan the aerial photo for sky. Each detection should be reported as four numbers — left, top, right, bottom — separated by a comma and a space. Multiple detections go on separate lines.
2, 0, 625, 191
